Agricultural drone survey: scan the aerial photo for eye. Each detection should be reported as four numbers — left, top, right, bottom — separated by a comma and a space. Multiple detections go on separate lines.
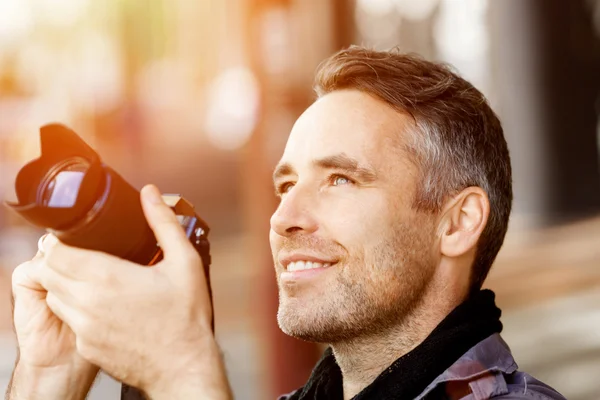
330, 174, 354, 186
275, 182, 294, 197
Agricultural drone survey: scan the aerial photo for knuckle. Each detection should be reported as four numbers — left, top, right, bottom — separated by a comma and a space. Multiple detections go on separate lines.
75, 336, 96, 362
12, 259, 34, 276
45, 245, 72, 271
11, 263, 27, 286
73, 315, 94, 337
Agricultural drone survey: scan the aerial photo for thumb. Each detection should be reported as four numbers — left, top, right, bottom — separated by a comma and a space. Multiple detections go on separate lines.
140, 184, 195, 263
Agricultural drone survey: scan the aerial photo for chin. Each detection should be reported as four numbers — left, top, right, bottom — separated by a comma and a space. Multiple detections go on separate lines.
277, 300, 353, 343
278, 300, 320, 341
277, 317, 328, 343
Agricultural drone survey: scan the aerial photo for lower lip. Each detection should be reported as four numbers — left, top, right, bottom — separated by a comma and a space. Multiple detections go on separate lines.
280, 264, 336, 282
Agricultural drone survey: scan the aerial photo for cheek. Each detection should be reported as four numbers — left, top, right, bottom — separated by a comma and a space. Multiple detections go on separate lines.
320, 191, 394, 252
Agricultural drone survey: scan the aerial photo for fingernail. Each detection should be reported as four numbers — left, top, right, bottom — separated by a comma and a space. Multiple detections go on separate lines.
143, 185, 163, 205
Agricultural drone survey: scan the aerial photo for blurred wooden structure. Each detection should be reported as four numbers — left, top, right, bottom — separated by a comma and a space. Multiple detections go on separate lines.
238, 0, 361, 397
488, 215, 600, 310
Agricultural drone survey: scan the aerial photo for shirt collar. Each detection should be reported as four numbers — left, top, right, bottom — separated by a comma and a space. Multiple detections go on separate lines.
415, 333, 518, 399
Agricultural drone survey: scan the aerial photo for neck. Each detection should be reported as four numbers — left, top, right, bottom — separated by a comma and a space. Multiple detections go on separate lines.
331, 283, 463, 400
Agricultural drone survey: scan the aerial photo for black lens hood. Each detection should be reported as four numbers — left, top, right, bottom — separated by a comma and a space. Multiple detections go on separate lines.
5, 123, 106, 230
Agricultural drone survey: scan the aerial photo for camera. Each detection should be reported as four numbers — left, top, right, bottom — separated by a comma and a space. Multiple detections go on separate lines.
5, 123, 214, 400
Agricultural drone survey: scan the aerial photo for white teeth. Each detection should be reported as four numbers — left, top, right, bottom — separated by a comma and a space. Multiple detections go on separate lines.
287, 261, 332, 272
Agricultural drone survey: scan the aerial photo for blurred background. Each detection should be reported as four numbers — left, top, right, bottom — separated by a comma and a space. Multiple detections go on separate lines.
0, 0, 599, 399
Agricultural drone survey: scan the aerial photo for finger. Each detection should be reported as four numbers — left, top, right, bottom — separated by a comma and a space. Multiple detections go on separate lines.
11, 259, 49, 333
12, 258, 46, 296
44, 234, 128, 281
43, 235, 153, 312
45, 291, 83, 334
37, 261, 86, 308
33, 250, 44, 261
140, 184, 195, 260
11, 242, 48, 300
11, 260, 46, 332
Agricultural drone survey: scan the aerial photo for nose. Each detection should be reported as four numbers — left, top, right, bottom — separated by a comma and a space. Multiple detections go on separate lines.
270, 185, 318, 237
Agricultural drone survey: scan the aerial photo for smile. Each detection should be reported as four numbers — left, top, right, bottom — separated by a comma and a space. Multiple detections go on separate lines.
279, 258, 338, 283
287, 261, 333, 272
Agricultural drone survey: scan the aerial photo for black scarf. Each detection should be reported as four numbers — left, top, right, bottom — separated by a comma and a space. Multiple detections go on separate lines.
287, 289, 502, 400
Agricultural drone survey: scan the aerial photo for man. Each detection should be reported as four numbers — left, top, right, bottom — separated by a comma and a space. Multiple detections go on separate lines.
6, 47, 565, 399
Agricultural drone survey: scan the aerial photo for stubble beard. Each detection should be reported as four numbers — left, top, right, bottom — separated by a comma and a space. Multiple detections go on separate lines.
277, 217, 436, 344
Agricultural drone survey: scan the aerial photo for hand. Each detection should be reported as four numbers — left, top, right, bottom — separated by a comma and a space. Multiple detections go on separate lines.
9, 249, 99, 399
38, 184, 230, 398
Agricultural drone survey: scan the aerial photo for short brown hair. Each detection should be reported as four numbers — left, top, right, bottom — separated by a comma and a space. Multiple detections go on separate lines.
314, 46, 513, 291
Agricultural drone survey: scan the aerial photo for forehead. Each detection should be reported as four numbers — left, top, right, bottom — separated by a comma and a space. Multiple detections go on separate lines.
280, 89, 412, 172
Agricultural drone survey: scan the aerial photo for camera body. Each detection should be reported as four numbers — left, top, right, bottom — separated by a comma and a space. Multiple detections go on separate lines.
162, 194, 211, 268
158, 194, 213, 327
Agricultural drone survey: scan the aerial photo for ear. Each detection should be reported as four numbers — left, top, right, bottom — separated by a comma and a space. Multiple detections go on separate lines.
439, 187, 490, 258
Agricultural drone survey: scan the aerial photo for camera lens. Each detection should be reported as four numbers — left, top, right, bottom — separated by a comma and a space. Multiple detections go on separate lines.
6, 123, 165, 265
38, 158, 90, 208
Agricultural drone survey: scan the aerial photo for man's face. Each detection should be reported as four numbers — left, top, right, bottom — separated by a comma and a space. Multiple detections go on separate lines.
270, 90, 438, 343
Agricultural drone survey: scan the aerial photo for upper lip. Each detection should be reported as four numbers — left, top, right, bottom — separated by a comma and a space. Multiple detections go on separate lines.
278, 253, 338, 269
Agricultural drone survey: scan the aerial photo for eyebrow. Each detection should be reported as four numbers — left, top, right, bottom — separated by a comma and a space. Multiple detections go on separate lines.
272, 153, 378, 184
